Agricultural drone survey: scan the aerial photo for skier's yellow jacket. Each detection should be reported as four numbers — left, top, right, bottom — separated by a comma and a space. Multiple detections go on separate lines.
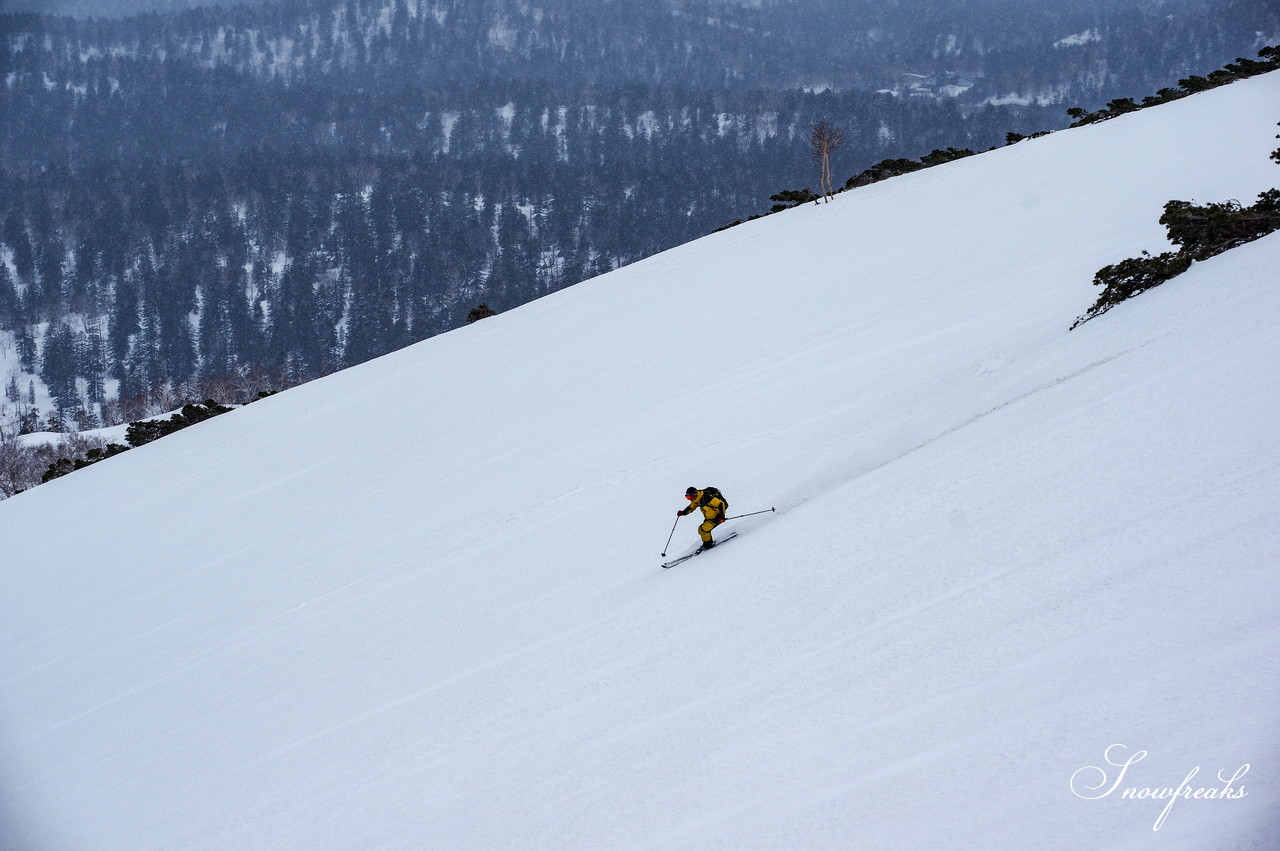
680, 489, 727, 521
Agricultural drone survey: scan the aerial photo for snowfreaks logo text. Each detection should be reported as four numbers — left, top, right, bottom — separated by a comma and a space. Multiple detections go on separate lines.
1070, 744, 1249, 831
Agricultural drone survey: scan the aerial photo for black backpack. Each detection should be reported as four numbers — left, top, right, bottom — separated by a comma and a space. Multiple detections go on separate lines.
701, 486, 727, 513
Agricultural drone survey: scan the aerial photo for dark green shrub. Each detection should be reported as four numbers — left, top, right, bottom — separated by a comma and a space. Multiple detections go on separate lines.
920, 147, 975, 167
1176, 75, 1214, 93
1142, 88, 1187, 107
466, 303, 497, 323
1071, 252, 1193, 328
768, 188, 819, 212
41, 457, 76, 483
844, 159, 923, 190
84, 443, 130, 464
126, 400, 232, 447
1160, 193, 1280, 260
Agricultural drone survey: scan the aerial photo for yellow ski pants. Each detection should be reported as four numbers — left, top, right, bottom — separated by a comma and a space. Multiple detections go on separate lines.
697, 517, 724, 544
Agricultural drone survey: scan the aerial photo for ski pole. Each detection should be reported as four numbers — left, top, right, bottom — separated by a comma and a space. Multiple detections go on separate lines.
661, 514, 682, 557
724, 507, 776, 521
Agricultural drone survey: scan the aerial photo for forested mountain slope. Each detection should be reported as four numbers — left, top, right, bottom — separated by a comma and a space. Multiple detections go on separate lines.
1, 0, 1275, 437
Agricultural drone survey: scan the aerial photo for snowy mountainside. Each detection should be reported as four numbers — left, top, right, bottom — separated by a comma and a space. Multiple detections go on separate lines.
2, 73, 1279, 849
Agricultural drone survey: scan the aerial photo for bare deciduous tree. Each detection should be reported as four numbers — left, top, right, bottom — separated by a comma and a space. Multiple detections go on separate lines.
201, 374, 237, 405
809, 120, 847, 203
101, 397, 125, 427
0, 431, 107, 499
231, 363, 273, 402
0, 437, 37, 498
153, 380, 180, 414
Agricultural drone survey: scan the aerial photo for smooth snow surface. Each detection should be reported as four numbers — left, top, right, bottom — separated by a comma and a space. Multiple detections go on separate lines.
3, 73, 1279, 850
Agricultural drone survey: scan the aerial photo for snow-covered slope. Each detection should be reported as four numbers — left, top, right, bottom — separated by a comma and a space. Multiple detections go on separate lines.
3, 74, 1279, 850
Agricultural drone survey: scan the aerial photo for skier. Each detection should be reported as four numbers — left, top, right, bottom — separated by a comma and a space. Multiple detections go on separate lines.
678, 486, 728, 550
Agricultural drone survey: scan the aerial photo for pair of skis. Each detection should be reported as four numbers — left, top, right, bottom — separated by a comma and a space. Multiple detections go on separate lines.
659, 506, 774, 569
661, 532, 738, 568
